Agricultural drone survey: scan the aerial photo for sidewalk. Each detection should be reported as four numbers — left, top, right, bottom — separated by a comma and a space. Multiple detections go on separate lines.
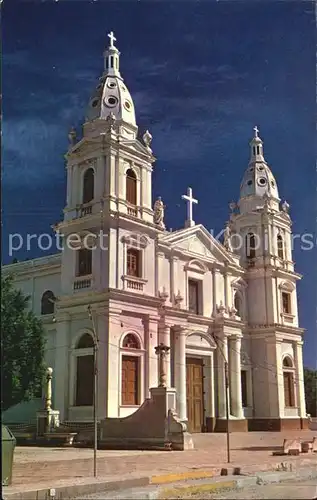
4, 431, 317, 499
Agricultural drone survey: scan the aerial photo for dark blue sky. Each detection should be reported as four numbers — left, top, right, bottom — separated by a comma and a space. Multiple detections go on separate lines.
3, 1, 316, 367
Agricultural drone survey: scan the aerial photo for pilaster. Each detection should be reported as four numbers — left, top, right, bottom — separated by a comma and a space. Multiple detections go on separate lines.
217, 335, 229, 418
143, 315, 159, 394
54, 314, 71, 421
173, 325, 187, 421
229, 336, 244, 419
294, 340, 306, 418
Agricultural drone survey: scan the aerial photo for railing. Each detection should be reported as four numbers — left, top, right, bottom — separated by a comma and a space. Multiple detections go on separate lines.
81, 205, 92, 217
73, 278, 92, 290
127, 206, 138, 217
126, 279, 144, 291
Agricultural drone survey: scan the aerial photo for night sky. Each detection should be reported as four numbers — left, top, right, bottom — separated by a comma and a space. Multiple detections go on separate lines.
3, 1, 316, 367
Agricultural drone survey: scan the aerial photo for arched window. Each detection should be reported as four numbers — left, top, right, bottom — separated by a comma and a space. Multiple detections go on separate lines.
75, 333, 94, 406
77, 333, 94, 349
234, 292, 242, 317
122, 333, 140, 349
126, 168, 137, 205
41, 290, 55, 315
277, 234, 284, 260
283, 356, 293, 368
82, 168, 94, 204
121, 333, 141, 406
245, 232, 256, 259
283, 356, 295, 408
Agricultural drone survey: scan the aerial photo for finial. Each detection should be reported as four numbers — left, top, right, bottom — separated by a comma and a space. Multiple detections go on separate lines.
68, 126, 76, 146
282, 200, 290, 213
253, 125, 259, 138
143, 130, 152, 149
229, 201, 237, 213
108, 31, 117, 48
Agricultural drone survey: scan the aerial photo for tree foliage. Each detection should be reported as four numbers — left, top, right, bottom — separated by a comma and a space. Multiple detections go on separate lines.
304, 367, 317, 417
1, 273, 46, 410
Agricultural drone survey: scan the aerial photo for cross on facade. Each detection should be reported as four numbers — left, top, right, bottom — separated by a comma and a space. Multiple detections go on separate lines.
182, 187, 198, 228
253, 125, 259, 138
108, 31, 116, 48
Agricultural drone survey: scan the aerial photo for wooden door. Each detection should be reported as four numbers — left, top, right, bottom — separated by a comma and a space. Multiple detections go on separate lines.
186, 357, 204, 432
122, 355, 139, 406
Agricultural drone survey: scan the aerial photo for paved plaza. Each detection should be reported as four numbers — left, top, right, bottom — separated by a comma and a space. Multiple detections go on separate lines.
11, 431, 317, 487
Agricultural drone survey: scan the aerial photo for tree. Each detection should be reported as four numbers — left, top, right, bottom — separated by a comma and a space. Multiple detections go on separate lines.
1, 273, 46, 410
304, 367, 317, 417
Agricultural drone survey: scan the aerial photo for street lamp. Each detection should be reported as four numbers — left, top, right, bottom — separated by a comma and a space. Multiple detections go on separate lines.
87, 305, 99, 478
212, 332, 230, 463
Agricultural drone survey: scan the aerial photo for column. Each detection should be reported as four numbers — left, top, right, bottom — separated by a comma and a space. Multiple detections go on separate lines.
217, 335, 229, 418
54, 315, 71, 421
229, 336, 244, 419
159, 325, 171, 387
173, 326, 187, 421
294, 340, 306, 418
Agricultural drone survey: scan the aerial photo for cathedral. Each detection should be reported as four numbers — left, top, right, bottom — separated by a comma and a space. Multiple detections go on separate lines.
5, 32, 308, 432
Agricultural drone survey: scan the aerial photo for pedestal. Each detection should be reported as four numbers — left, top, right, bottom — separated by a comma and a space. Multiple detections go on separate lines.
36, 409, 60, 437
150, 386, 177, 416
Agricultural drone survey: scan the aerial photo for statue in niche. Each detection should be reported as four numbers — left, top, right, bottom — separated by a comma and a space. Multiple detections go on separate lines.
223, 223, 232, 252
154, 196, 166, 228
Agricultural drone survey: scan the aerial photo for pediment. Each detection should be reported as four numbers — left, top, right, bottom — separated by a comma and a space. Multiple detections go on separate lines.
159, 224, 236, 264
120, 139, 153, 158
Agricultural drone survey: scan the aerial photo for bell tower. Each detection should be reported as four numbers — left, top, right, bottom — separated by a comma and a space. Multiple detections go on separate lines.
56, 33, 159, 296
229, 127, 299, 327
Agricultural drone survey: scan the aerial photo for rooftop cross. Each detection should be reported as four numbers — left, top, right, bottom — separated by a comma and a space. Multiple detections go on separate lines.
181, 187, 198, 228
253, 125, 259, 138
108, 31, 116, 48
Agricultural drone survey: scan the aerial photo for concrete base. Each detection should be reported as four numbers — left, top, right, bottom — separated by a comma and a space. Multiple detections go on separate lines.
248, 418, 309, 432
214, 418, 248, 433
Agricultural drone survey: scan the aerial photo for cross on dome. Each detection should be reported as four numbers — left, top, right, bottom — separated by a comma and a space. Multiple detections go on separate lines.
181, 187, 198, 228
253, 125, 259, 138
108, 31, 117, 48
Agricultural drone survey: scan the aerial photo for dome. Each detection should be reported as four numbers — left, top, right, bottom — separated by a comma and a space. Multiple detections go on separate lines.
86, 32, 136, 127
239, 127, 279, 211
240, 162, 279, 200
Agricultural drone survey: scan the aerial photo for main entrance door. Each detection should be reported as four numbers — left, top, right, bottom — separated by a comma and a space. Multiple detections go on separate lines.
186, 357, 204, 433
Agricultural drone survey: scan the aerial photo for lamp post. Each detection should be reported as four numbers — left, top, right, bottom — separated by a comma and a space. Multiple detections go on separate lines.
212, 333, 230, 463
88, 305, 99, 478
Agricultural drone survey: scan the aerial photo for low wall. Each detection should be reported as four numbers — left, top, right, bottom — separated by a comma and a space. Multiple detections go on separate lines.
77, 387, 193, 451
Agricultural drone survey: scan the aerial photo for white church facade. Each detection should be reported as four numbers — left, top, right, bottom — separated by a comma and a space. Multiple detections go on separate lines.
5, 33, 308, 432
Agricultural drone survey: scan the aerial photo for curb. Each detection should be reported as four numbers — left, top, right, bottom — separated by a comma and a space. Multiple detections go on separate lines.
3, 465, 317, 500
158, 467, 317, 499
3, 477, 151, 500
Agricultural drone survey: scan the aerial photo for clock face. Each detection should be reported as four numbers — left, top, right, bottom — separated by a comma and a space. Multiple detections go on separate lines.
104, 96, 117, 107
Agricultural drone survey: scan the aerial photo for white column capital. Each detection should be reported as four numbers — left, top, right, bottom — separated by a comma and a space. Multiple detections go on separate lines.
172, 325, 188, 336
